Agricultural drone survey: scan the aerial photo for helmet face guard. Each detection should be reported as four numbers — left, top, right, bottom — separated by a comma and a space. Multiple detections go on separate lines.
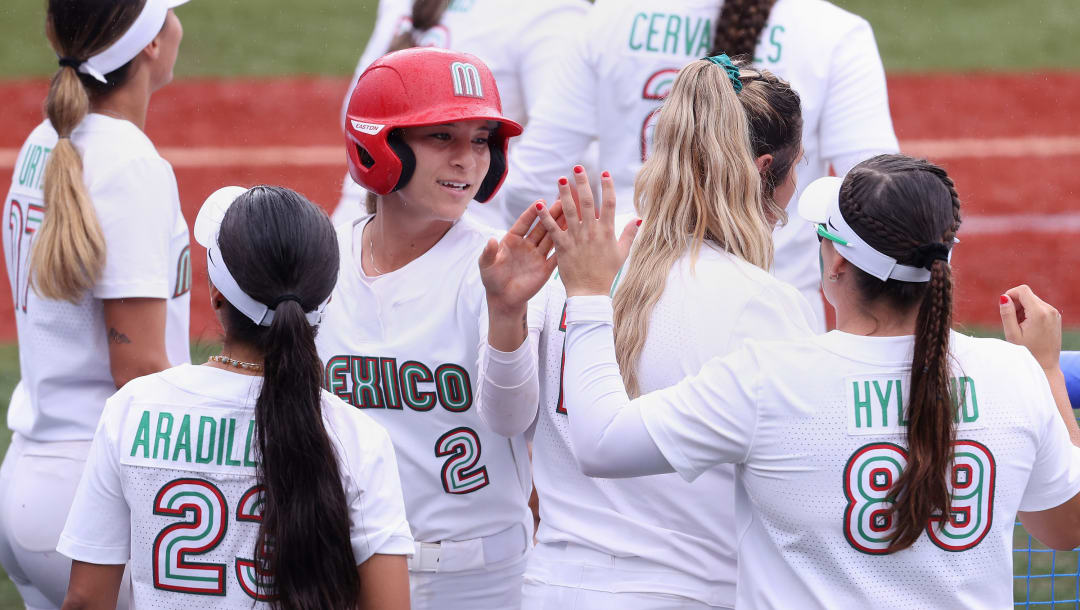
344, 48, 523, 203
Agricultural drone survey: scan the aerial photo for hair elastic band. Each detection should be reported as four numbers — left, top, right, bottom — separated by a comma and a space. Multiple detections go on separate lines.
911, 242, 951, 271
269, 294, 304, 309
57, 57, 84, 70
702, 53, 743, 94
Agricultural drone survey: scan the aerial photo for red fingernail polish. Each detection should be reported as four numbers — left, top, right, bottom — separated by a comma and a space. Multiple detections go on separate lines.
559, 177, 568, 185
602, 171, 610, 178
574, 165, 584, 174
535, 203, 544, 211
1000, 295, 1009, 305
636, 219, 642, 226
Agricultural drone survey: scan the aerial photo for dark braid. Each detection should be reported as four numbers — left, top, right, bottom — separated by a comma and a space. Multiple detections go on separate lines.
838, 154, 963, 553
708, 0, 778, 60
388, 0, 452, 52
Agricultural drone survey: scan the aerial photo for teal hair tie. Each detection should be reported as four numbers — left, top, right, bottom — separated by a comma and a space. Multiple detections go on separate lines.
702, 53, 743, 93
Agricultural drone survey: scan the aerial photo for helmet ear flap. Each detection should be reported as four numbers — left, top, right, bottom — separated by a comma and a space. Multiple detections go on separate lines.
474, 135, 508, 203
387, 129, 416, 192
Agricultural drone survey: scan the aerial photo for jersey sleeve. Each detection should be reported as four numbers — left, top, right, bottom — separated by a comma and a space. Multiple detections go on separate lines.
1019, 356, 1080, 512
344, 419, 413, 563
90, 157, 179, 300
56, 397, 131, 564
817, 18, 899, 166
636, 344, 763, 482
476, 285, 545, 438
501, 13, 599, 221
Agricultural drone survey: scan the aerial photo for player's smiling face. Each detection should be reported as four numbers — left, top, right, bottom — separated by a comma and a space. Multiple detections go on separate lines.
396, 120, 494, 220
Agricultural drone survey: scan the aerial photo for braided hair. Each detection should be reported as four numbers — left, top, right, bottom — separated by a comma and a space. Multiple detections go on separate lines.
838, 154, 962, 552
708, 0, 778, 60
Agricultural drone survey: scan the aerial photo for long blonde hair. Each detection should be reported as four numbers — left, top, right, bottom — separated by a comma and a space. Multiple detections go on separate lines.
32, 1, 145, 302
612, 60, 781, 396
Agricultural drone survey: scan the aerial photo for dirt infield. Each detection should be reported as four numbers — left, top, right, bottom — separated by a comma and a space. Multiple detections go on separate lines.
1, 72, 1078, 340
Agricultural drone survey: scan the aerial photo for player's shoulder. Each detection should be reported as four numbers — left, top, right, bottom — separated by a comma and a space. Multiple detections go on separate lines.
677, 244, 798, 301
25, 120, 59, 148
949, 331, 1045, 375
771, 0, 872, 36
320, 390, 396, 455
75, 113, 161, 160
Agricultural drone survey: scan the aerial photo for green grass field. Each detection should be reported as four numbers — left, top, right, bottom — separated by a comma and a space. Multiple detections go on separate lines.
1, 0, 1079, 78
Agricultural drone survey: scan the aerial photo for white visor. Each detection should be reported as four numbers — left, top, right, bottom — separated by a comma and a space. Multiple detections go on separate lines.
195, 186, 328, 327
77, 0, 190, 83
798, 176, 953, 283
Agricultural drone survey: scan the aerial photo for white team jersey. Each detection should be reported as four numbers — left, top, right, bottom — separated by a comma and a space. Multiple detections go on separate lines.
503, 0, 899, 327
2, 115, 191, 442
629, 330, 1080, 609
57, 364, 413, 609
315, 217, 533, 547
527, 244, 815, 605
334, 0, 589, 229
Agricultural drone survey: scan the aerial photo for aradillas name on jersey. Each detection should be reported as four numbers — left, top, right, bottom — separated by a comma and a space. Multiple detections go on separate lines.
123, 405, 259, 473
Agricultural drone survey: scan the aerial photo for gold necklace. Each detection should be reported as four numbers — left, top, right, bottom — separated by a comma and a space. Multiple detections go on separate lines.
208, 355, 264, 372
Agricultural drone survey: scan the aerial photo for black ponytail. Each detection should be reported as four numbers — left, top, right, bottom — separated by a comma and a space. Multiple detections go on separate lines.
839, 154, 962, 552
218, 186, 357, 609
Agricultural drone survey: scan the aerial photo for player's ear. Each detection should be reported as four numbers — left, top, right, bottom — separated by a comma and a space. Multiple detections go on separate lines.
823, 240, 849, 280
208, 282, 223, 310
142, 29, 163, 61
754, 154, 774, 175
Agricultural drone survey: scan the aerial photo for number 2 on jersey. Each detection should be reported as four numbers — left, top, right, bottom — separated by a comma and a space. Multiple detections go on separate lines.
843, 440, 995, 554
435, 427, 489, 494
153, 479, 271, 599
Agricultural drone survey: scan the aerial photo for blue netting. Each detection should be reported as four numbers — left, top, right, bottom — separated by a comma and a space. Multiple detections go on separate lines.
1014, 522, 1080, 607
1014, 413, 1080, 607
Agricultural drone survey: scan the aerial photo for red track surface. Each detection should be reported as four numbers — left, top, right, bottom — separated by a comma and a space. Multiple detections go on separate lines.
1, 73, 1078, 340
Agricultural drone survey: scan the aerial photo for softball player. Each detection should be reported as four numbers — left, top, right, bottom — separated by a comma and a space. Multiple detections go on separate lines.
0, 1, 192, 607
480, 59, 812, 608
547, 154, 1080, 608
503, 0, 899, 329
317, 48, 554, 609
332, 0, 588, 230
56, 186, 413, 609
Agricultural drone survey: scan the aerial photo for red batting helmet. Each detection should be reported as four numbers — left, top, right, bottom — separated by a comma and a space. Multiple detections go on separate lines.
344, 47, 523, 203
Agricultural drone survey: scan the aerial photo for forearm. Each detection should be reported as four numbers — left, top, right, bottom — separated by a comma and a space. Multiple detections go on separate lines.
478, 330, 540, 438
563, 296, 671, 478
1044, 366, 1080, 446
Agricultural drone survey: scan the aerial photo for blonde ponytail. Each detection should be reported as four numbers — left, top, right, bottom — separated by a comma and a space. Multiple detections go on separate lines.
31, 64, 106, 302
612, 60, 774, 396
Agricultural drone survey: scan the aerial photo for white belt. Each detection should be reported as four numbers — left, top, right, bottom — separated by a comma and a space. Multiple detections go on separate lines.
408, 523, 528, 573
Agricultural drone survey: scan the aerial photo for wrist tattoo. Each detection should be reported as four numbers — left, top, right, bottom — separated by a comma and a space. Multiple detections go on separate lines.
108, 327, 132, 345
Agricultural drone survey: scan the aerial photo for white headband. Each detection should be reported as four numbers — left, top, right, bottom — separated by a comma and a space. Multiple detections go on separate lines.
194, 186, 328, 327
798, 176, 956, 283
73, 0, 189, 84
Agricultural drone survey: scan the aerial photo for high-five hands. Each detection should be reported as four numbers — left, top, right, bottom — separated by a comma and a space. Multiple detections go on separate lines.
479, 199, 566, 316
536, 166, 640, 297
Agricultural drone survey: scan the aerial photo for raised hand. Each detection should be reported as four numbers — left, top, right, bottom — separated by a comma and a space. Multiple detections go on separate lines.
536, 166, 639, 297
1000, 284, 1062, 372
479, 201, 563, 314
